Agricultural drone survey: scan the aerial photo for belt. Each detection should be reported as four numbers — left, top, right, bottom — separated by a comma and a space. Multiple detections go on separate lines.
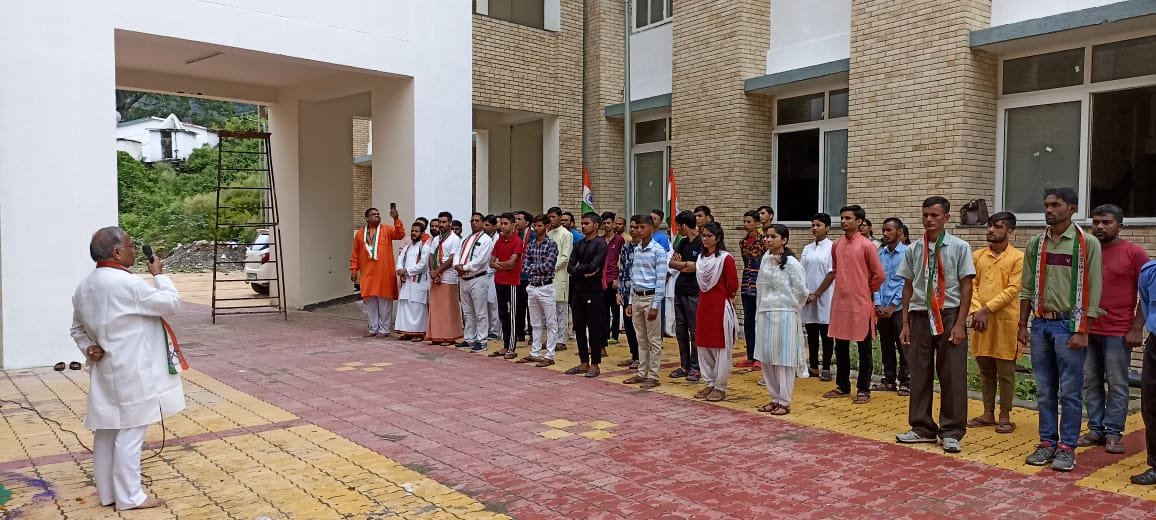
633, 289, 656, 296
1037, 311, 1072, 321
529, 279, 554, 287
461, 272, 486, 281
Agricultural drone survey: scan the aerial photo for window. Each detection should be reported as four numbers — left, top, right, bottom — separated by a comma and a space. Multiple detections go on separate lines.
630, 117, 670, 215
772, 89, 848, 222
997, 34, 1156, 220
484, 0, 545, 30
160, 130, 173, 160
634, 0, 671, 30
634, 118, 667, 144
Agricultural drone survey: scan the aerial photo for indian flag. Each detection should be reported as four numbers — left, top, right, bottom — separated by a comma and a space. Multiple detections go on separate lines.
668, 165, 679, 226
581, 165, 595, 214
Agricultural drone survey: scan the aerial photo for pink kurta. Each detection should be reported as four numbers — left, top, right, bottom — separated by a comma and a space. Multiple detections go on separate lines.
828, 234, 885, 341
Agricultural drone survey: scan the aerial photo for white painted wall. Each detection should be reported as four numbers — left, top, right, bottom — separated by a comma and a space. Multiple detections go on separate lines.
117, 119, 218, 162
0, 0, 471, 368
991, 0, 1126, 26
766, 0, 851, 75
630, 23, 673, 100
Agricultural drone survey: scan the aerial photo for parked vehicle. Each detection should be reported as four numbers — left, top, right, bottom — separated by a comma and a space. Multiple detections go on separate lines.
244, 230, 276, 294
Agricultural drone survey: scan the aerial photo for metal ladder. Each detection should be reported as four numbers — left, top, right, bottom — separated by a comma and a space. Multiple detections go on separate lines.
210, 130, 288, 322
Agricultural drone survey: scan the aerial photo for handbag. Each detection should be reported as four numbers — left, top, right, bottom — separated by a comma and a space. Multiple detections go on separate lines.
959, 198, 989, 227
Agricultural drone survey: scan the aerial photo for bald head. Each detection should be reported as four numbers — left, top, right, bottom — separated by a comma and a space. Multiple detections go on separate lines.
89, 227, 130, 263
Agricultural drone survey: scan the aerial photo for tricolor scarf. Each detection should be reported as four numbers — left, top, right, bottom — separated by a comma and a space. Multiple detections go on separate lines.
457, 231, 484, 268
363, 224, 381, 260
96, 261, 189, 374
696, 251, 739, 351
922, 231, 948, 335
400, 242, 424, 283
1030, 225, 1091, 333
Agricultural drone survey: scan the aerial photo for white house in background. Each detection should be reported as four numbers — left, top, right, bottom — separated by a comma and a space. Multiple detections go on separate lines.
115, 113, 219, 162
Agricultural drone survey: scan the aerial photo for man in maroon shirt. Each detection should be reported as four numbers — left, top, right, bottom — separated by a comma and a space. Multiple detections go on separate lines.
1078, 204, 1151, 454
489, 212, 525, 359
601, 211, 625, 349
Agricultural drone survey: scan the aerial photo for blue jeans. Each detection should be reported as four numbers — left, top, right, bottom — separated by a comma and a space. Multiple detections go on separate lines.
1031, 317, 1087, 447
1083, 334, 1131, 437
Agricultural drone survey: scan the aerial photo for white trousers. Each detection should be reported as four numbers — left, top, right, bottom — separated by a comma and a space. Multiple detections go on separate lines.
663, 296, 676, 337
459, 276, 490, 344
698, 344, 733, 391
487, 274, 501, 337
762, 364, 797, 406
555, 302, 570, 345
527, 284, 559, 359
93, 426, 149, 509
364, 297, 394, 334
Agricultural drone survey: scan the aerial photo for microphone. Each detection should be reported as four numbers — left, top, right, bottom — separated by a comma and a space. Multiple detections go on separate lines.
143, 244, 155, 263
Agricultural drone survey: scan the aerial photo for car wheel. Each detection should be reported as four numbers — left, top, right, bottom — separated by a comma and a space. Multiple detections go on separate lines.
251, 283, 270, 295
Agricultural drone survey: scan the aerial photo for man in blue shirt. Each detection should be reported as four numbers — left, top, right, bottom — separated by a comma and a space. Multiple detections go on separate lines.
649, 209, 671, 251
1132, 259, 1156, 485
621, 215, 668, 390
873, 217, 909, 394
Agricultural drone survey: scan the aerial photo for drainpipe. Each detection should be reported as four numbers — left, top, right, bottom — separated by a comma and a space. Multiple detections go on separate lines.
623, 0, 633, 215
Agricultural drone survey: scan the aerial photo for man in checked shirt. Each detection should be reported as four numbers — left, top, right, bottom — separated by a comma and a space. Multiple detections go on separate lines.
516, 214, 561, 367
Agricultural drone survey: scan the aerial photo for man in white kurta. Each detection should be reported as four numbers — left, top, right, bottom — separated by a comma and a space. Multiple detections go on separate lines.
801, 216, 836, 379
395, 221, 431, 339
70, 227, 184, 511
546, 208, 573, 351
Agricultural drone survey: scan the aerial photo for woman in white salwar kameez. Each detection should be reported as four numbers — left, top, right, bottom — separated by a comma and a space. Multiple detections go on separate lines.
395, 223, 431, 340
754, 224, 810, 415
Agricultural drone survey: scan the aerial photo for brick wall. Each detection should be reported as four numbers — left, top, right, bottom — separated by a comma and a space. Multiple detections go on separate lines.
352, 118, 372, 231
583, 0, 627, 215
669, 0, 774, 229
473, 5, 583, 213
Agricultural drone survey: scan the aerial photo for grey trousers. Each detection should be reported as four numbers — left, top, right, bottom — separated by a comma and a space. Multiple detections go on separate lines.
364, 297, 394, 334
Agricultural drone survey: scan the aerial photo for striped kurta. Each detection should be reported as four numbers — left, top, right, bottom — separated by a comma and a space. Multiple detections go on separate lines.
753, 254, 809, 375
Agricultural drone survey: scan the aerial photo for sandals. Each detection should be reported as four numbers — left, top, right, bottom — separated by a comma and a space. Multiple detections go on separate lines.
564, 365, 588, 375
488, 350, 507, 358
516, 355, 541, 364
758, 402, 785, 413
584, 367, 600, 378
897, 385, 910, 397
534, 359, 556, 367
409, 336, 425, 342
822, 388, 850, 398
705, 389, 725, 402
623, 375, 647, 384
617, 359, 634, 367
967, 416, 997, 428
771, 405, 790, 416
640, 379, 660, 389
53, 362, 81, 372
503, 352, 518, 360
871, 382, 897, 392
694, 386, 715, 399
54, 362, 66, 371
853, 392, 871, 404
996, 421, 1016, 434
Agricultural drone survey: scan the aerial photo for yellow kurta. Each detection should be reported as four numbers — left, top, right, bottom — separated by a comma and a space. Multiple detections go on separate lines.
969, 245, 1024, 360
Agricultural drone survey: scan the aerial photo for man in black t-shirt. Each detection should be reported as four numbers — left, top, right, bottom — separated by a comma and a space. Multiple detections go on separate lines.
669, 211, 703, 382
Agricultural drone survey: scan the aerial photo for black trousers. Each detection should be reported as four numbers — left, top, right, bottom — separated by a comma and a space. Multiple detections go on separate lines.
604, 287, 621, 341
496, 284, 516, 351
742, 293, 757, 361
515, 279, 530, 342
835, 333, 873, 394
571, 287, 608, 364
624, 312, 639, 361
1143, 333, 1156, 468
674, 293, 699, 371
877, 311, 909, 385
806, 323, 834, 370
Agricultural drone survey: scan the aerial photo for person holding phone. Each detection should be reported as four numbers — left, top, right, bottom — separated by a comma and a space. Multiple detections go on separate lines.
351, 206, 406, 338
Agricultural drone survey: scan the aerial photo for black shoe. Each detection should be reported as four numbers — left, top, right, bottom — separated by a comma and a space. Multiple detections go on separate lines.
455, 341, 471, 349
1025, 441, 1057, 466
1131, 468, 1156, 485
1051, 444, 1077, 472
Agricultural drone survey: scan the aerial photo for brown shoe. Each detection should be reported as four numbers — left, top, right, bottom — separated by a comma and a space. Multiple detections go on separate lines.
555, 344, 568, 351
534, 359, 555, 367
623, 375, 647, 384
584, 367, 600, 378
617, 359, 634, 367
705, 389, 726, 402
364, 332, 377, 337
1077, 431, 1106, 447
488, 350, 507, 358
640, 378, 660, 389
1106, 435, 1125, 454
694, 386, 715, 399
516, 355, 541, 364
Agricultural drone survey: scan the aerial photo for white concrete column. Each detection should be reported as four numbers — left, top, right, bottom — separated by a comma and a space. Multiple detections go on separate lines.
473, 130, 490, 214
542, 115, 561, 210
0, 3, 115, 368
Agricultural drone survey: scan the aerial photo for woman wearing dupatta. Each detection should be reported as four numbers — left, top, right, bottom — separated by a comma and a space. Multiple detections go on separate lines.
754, 224, 810, 415
694, 222, 740, 402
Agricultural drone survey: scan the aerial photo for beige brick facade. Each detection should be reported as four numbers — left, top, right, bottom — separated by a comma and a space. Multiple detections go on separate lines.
582, 0, 626, 215
473, 6, 583, 213
352, 118, 372, 231
669, 0, 775, 229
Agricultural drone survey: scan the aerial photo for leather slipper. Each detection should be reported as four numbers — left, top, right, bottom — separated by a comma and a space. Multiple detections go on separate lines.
69, 362, 82, 371
53, 362, 66, 371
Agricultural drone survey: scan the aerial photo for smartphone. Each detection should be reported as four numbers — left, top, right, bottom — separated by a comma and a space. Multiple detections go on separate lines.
389, 202, 397, 211
142, 244, 155, 263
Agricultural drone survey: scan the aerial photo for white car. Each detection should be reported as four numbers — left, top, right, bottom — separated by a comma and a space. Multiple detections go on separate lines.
244, 230, 276, 294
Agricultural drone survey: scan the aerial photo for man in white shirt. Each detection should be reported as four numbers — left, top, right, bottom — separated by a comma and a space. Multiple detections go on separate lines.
456, 213, 497, 352
802, 212, 837, 381
427, 212, 464, 345
70, 227, 184, 511
395, 220, 431, 340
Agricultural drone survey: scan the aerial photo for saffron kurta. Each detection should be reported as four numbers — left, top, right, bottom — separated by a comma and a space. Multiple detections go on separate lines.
350, 217, 406, 300
969, 246, 1024, 360
70, 268, 186, 430
828, 234, 886, 341
695, 254, 739, 348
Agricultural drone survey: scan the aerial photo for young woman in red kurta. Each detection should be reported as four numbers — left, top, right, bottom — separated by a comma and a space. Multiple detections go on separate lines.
695, 222, 740, 402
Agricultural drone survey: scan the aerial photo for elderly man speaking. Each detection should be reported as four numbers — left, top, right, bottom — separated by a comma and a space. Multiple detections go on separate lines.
70, 227, 185, 511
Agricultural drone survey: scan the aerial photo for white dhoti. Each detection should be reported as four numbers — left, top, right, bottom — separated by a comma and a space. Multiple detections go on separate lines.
93, 426, 149, 509
459, 275, 490, 344
394, 300, 428, 335
395, 240, 431, 336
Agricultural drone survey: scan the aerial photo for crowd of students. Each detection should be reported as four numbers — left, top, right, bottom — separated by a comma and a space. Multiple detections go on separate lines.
349, 186, 1156, 483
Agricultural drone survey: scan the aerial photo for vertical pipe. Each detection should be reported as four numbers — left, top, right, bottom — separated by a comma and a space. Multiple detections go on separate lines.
623, 0, 633, 215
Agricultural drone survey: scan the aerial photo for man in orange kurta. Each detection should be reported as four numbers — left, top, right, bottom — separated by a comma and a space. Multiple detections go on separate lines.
351, 207, 405, 337
814, 205, 885, 403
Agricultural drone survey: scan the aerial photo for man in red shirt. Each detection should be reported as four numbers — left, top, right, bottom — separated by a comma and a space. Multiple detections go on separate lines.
489, 212, 525, 359
1079, 204, 1150, 454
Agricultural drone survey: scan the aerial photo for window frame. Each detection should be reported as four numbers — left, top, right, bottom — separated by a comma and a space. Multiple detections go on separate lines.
632, 0, 672, 32
629, 113, 672, 216
995, 31, 1156, 224
771, 87, 849, 226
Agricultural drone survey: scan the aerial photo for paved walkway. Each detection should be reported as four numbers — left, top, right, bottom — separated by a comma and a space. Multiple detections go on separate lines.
3, 298, 1156, 518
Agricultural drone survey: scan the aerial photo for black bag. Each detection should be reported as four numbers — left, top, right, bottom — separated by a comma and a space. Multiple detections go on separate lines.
959, 198, 989, 227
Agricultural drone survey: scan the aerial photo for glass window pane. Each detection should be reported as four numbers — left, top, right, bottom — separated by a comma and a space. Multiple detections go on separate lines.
650, 0, 664, 24
484, 0, 544, 29
635, 0, 648, 28
824, 130, 848, 213
1090, 86, 1156, 217
1092, 35, 1156, 83
634, 119, 667, 144
1002, 48, 1084, 95
777, 93, 824, 125
776, 129, 820, 221
634, 151, 665, 216
1002, 102, 1082, 214
829, 89, 849, 119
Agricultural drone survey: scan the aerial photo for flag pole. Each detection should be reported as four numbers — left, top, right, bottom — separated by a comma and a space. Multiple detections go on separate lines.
623, 0, 633, 216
